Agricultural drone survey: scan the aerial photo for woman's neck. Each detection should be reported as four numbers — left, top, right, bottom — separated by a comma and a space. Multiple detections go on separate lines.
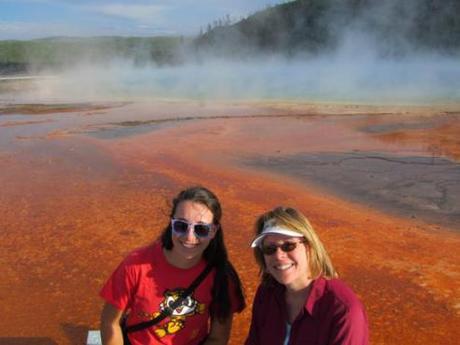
285, 275, 313, 295
285, 280, 312, 300
284, 280, 313, 324
162, 247, 201, 269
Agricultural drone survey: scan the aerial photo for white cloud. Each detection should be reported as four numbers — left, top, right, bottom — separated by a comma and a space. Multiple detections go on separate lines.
0, 20, 80, 39
0, 19, 157, 39
85, 3, 167, 23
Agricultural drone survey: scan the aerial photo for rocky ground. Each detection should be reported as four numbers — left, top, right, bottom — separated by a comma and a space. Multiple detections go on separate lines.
0, 101, 459, 345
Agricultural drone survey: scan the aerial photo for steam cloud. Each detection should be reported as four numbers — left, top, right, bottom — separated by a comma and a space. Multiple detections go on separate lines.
1, 0, 459, 105
4, 51, 458, 105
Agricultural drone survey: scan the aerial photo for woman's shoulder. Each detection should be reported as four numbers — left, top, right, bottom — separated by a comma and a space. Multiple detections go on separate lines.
322, 278, 365, 312
255, 280, 283, 300
122, 241, 159, 267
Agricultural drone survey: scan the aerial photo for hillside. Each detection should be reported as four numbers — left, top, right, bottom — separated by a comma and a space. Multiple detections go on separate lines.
195, 0, 460, 57
0, 36, 185, 75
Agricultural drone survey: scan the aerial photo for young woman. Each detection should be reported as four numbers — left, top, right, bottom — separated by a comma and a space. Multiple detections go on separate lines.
100, 186, 245, 345
245, 206, 368, 345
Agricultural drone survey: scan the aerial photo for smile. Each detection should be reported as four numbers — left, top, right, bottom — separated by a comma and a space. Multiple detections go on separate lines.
180, 241, 199, 249
274, 263, 294, 271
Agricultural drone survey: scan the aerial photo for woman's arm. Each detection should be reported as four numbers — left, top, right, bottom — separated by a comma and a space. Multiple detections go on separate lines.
100, 303, 125, 345
244, 286, 264, 345
203, 316, 233, 345
328, 302, 369, 345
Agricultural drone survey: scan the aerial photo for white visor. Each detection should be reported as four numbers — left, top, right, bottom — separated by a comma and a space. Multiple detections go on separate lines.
250, 225, 304, 248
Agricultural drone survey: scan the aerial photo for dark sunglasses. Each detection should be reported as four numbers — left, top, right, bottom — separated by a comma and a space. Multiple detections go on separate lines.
260, 239, 307, 256
171, 218, 214, 238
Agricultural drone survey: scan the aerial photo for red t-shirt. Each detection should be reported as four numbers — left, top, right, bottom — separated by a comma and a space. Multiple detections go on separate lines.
245, 277, 369, 345
100, 241, 242, 345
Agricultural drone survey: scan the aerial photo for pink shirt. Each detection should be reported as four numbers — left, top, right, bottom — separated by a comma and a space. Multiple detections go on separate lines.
245, 277, 369, 345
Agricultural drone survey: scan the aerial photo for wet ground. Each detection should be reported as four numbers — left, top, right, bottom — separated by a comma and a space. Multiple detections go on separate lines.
0, 101, 459, 345
246, 152, 460, 228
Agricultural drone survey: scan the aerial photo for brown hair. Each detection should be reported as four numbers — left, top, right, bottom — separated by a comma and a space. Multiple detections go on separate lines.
160, 186, 245, 320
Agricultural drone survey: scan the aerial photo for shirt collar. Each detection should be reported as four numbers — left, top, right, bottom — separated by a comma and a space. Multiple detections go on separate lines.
272, 276, 327, 317
305, 276, 326, 316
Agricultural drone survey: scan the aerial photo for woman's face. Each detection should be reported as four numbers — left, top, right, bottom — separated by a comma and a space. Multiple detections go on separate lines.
170, 200, 216, 267
262, 234, 311, 290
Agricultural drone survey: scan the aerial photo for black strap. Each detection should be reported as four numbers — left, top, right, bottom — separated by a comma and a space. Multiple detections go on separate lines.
124, 263, 213, 334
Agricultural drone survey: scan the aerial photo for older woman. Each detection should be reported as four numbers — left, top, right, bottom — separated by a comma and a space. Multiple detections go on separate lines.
245, 206, 368, 345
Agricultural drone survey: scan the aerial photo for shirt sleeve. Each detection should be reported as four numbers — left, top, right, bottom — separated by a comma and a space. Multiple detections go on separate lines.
328, 300, 369, 345
99, 258, 137, 311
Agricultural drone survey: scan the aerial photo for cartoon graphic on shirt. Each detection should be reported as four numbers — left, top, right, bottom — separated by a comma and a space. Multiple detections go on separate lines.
139, 288, 206, 338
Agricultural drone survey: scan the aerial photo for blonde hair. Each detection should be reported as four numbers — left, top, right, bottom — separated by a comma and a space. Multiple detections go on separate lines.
253, 206, 338, 284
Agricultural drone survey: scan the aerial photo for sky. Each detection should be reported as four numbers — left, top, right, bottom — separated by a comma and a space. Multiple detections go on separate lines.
1, 0, 458, 104
0, 0, 281, 40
